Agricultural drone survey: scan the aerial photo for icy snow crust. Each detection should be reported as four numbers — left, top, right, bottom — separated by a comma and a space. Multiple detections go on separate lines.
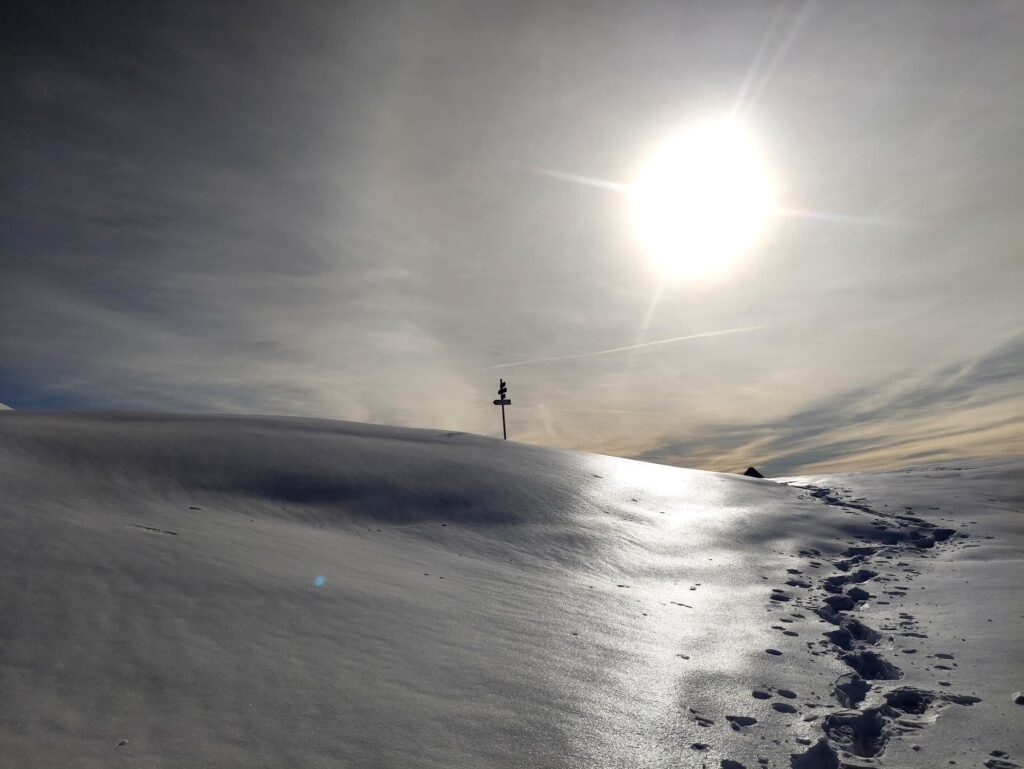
0, 412, 1020, 768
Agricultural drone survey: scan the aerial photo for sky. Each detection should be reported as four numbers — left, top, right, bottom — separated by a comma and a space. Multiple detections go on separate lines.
2, 0, 1022, 475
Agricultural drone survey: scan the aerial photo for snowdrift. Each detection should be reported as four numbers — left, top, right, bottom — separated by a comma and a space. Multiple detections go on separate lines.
0, 412, 1020, 768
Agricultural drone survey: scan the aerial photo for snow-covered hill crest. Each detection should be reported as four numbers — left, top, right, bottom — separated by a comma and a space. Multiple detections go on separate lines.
0, 411, 1020, 768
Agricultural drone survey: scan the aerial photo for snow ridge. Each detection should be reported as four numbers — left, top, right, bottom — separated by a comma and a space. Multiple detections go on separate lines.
0, 412, 1020, 768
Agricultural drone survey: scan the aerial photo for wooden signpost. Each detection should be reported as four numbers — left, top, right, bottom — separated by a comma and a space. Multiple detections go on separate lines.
492, 379, 511, 440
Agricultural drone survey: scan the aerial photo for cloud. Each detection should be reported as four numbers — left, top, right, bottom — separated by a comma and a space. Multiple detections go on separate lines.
1, 1, 1022, 472
637, 334, 1024, 475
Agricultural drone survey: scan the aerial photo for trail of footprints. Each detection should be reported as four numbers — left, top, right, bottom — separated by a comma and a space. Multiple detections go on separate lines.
694, 482, 1013, 768
785, 485, 999, 766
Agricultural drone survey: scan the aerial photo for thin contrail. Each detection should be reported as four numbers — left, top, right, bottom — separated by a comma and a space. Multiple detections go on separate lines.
480, 326, 765, 371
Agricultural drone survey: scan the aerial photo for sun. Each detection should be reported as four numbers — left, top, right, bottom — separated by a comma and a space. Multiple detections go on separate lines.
630, 119, 776, 277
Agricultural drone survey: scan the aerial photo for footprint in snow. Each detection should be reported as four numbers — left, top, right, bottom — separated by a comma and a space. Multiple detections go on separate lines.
983, 759, 1020, 769
725, 715, 757, 730
692, 713, 715, 728
133, 525, 179, 536
946, 694, 981, 705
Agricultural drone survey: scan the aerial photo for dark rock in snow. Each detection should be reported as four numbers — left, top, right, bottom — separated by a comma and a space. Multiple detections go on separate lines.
743, 466, 765, 478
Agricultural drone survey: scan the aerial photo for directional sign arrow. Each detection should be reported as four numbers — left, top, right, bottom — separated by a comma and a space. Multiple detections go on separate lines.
493, 399, 511, 406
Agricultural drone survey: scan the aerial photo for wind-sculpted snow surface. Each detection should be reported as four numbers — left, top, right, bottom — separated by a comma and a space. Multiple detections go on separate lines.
0, 412, 1020, 768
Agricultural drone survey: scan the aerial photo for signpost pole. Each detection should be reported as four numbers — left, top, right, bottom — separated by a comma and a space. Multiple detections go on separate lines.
493, 379, 510, 440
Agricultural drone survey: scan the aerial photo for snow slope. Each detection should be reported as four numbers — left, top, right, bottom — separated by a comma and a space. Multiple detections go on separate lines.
0, 412, 1020, 768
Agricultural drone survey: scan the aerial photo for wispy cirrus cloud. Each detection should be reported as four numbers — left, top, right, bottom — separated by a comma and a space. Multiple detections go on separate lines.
1, 1, 1022, 474
637, 333, 1024, 475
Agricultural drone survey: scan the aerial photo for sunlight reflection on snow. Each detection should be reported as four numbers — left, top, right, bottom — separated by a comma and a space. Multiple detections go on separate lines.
600, 457, 729, 522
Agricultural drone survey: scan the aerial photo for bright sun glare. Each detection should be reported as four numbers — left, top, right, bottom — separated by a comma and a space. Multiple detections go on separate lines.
630, 119, 776, 277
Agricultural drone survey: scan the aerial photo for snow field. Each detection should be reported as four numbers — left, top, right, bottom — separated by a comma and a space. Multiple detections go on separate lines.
0, 412, 1020, 768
